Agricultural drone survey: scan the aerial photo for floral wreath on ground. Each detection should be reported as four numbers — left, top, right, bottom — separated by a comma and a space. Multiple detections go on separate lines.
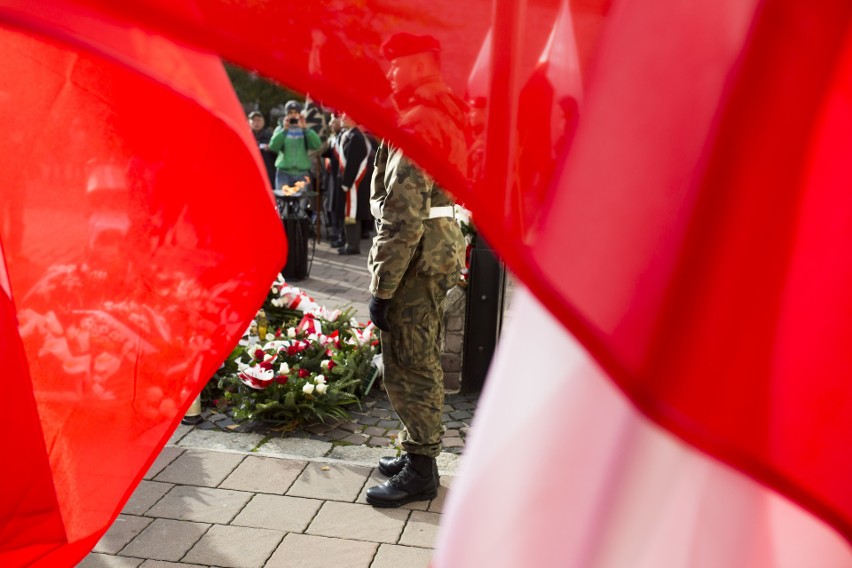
206, 275, 379, 429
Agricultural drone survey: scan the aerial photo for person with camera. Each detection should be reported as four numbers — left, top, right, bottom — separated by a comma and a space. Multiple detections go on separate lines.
268, 100, 322, 194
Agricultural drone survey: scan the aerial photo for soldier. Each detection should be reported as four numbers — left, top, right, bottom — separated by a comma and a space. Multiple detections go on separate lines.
365, 32, 468, 508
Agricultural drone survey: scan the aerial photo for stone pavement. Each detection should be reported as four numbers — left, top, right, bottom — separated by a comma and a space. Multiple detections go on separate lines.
80, 234, 477, 567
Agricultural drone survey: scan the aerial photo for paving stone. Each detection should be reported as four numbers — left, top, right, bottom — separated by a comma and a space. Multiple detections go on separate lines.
338, 422, 362, 433
122, 480, 174, 516
177, 430, 265, 453
145, 486, 252, 524
371, 544, 433, 568
443, 437, 464, 448
119, 518, 210, 561
207, 412, 229, 423
441, 404, 453, 413
377, 419, 400, 429
217, 417, 238, 428
387, 429, 401, 439
265, 533, 376, 568
355, 415, 380, 426
448, 410, 473, 420
367, 436, 391, 447
182, 524, 284, 568
194, 420, 219, 430
93, 514, 153, 554
435, 452, 461, 476
153, 449, 244, 486
441, 413, 451, 422
362, 426, 387, 437
342, 433, 368, 444
78, 554, 143, 567
428, 476, 454, 514
444, 429, 460, 437
307, 501, 409, 543
324, 428, 351, 440
220, 455, 306, 494
166, 424, 192, 445
232, 494, 322, 533
327, 444, 391, 466
143, 446, 183, 480
398, 510, 441, 548
459, 426, 471, 436
453, 402, 476, 411
257, 437, 332, 459
138, 561, 207, 568
287, 462, 370, 502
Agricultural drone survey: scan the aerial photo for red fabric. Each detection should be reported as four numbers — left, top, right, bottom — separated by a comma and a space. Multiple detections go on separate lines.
0, 24, 284, 567
1, 0, 852, 562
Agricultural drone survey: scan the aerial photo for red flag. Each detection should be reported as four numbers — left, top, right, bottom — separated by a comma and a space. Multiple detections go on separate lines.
0, 24, 284, 566
2, 0, 852, 562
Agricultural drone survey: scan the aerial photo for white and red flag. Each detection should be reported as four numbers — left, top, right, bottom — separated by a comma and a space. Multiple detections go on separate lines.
1, 0, 851, 565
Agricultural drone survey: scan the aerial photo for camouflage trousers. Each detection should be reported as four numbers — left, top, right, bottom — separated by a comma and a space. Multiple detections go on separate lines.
381, 270, 457, 458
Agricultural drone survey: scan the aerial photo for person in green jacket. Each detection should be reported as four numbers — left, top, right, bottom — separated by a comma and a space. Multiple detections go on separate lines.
268, 100, 322, 193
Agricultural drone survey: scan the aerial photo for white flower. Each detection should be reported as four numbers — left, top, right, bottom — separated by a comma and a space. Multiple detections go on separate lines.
287, 328, 297, 338
314, 374, 326, 385
302, 383, 315, 395
278, 362, 290, 375
271, 298, 283, 307
265, 333, 275, 341
308, 333, 318, 342
315, 383, 328, 395
320, 360, 329, 370
271, 287, 279, 294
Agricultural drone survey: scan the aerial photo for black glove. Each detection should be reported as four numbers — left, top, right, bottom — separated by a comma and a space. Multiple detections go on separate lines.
369, 296, 392, 332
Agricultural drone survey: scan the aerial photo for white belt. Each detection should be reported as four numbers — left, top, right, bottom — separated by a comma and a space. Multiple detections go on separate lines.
428, 206, 454, 219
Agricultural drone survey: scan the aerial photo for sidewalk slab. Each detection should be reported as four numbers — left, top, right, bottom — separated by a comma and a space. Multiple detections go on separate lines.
307, 501, 409, 544
176, 429, 265, 453
78, 554, 143, 567
232, 494, 322, 533
93, 515, 153, 554
219, 455, 306, 494
145, 485, 252, 524
138, 561, 207, 568
118, 518, 210, 562
372, 543, 433, 568
143, 447, 184, 480
398, 510, 441, 548
153, 448, 244, 486
258, 437, 332, 459
182, 524, 284, 568
122, 480, 173, 516
265, 533, 377, 568
286, 462, 370, 502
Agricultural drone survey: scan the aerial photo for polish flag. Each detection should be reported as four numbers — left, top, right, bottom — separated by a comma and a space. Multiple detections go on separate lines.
437, 0, 852, 563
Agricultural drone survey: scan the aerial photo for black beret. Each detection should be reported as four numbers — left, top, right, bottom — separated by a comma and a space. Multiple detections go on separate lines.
380, 33, 441, 60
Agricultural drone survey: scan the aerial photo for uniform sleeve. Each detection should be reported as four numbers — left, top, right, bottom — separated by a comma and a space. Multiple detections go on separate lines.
367, 147, 430, 299
340, 131, 368, 191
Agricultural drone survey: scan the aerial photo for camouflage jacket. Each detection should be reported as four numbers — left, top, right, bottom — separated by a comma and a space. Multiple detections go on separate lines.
367, 143, 465, 299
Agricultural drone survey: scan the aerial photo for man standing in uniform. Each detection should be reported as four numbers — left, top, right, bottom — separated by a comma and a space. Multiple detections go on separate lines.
365, 33, 468, 507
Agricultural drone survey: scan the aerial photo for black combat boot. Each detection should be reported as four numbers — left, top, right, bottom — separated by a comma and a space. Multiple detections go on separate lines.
366, 454, 438, 507
378, 454, 440, 482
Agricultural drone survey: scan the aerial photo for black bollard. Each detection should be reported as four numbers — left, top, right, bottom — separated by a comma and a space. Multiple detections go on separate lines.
461, 235, 506, 394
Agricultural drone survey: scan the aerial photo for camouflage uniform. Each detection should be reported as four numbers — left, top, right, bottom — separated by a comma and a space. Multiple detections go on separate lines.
368, 78, 467, 457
